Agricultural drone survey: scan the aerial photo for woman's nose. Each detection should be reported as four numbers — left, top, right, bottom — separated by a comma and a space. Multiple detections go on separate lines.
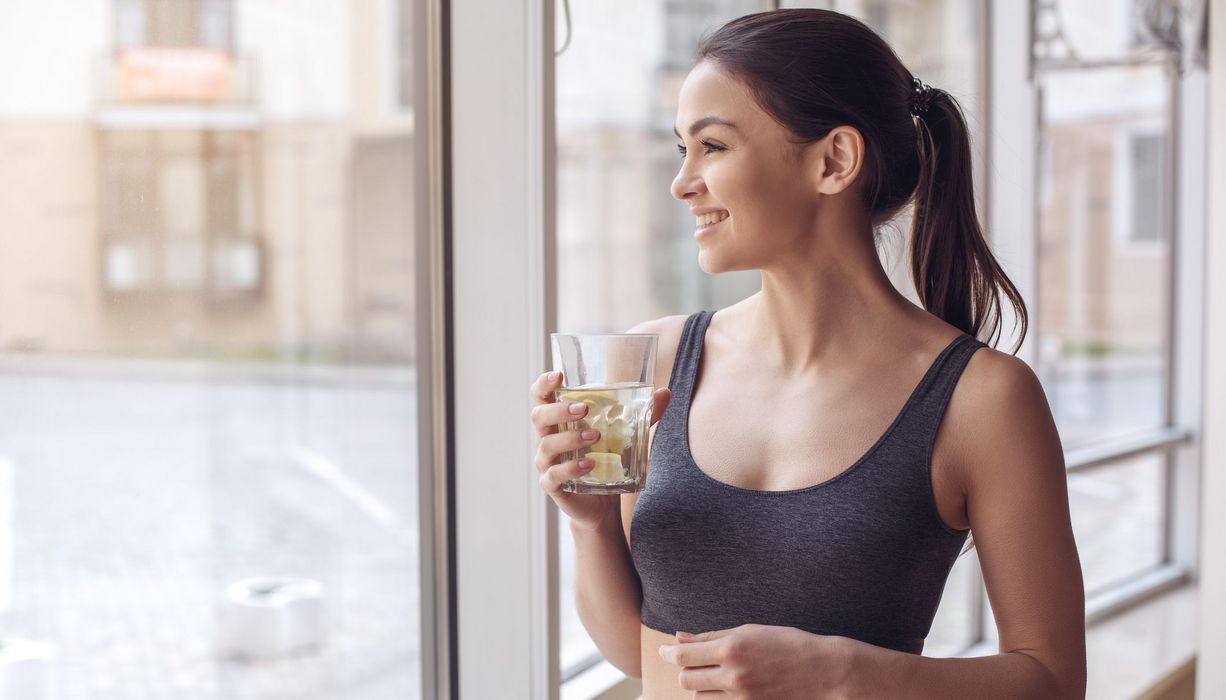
670, 164, 705, 201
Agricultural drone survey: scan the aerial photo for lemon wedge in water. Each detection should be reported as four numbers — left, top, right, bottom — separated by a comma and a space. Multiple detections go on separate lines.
558, 389, 622, 453
558, 389, 619, 410
582, 451, 626, 483
605, 416, 630, 455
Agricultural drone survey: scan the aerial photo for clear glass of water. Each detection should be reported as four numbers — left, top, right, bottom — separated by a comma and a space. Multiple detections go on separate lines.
550, 333, 657, 494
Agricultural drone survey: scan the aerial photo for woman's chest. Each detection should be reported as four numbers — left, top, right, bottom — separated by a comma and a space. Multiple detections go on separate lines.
685, 373, 969, 530
687, 379, 888, 491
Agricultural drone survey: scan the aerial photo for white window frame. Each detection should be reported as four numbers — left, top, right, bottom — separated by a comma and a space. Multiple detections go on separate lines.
446, 0, 559, 697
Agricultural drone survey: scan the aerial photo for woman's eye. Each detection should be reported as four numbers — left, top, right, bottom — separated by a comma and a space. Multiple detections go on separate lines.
676, 140, 724, 158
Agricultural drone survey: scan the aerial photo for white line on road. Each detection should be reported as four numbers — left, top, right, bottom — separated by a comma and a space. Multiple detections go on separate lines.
285, 445, 401, 530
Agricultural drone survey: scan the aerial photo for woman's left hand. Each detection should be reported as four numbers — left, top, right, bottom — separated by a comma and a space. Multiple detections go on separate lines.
657, 623, 851, 698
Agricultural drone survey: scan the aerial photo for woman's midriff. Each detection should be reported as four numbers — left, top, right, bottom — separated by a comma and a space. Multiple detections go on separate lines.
639, 623, 691, 699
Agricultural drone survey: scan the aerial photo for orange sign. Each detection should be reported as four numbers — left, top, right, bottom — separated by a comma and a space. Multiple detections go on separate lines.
117, 47, 233, 102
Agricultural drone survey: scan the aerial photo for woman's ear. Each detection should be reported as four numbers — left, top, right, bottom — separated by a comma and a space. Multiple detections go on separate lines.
810, 125, 864, 196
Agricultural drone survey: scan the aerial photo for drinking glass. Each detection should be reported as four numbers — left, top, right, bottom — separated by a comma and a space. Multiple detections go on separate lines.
550, 333, 657, 494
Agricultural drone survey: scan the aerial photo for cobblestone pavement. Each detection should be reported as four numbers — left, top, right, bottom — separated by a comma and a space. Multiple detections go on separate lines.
0, 369, 421, 699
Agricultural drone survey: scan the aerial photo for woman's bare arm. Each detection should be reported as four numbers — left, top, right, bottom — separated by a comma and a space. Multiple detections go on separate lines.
843, 348, 1087, 698
569, 315, 685, 678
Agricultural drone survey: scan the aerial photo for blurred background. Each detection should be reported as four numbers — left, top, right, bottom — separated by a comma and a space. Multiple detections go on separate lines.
0, 0, 1218, 698
0, 1, 421, 698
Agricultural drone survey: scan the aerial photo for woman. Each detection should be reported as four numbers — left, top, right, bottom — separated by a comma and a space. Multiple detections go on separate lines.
530, 9, 1085, 698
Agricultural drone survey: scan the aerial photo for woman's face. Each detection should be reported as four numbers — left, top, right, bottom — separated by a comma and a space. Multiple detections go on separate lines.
670, 60, 852, 273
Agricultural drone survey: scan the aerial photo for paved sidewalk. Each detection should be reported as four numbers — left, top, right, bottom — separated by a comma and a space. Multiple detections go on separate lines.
0, 371, 421, 699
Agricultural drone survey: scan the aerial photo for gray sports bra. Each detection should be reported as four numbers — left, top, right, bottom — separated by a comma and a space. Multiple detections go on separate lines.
630, 310, 983, 654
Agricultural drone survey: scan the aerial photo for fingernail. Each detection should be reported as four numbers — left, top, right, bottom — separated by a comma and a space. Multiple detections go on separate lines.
578, 459, 594, 469
581, 430, 599, 441
550, 371, 561, 382
658, 645, 667, 658
569, 402, 586, 415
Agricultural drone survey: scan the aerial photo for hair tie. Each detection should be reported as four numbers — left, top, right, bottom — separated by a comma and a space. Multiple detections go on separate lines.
910, 76, 934, 116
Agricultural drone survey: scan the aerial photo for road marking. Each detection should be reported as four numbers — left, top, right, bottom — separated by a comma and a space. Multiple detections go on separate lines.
285, 445, 401, 529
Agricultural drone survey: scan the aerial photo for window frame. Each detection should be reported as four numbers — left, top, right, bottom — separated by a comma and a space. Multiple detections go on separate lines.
446, 0, 559, 697
415, 0, 457, 698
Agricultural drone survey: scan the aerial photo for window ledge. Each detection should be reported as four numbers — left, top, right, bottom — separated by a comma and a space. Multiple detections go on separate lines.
1085, 581, 1197, 699
561, 659, 640, 700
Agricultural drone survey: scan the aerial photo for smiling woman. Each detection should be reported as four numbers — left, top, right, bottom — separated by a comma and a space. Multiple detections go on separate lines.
545, 6, 1088, 700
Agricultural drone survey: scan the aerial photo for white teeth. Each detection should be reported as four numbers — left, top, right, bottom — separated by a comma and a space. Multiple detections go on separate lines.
696, 211, 729, 227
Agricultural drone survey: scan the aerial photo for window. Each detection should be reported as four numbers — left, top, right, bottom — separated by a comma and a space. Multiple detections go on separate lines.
1126, 131, 1166, 244
115, 0, 234, 50
0, 0, 426, 696
98, 129, 263, 302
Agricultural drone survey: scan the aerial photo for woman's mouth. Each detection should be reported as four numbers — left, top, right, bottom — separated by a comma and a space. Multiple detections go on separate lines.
694, 210, 729, 239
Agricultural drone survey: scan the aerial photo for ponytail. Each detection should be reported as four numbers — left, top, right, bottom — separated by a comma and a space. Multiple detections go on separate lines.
911, 87, 1028, 354
915, 89, 1024, 558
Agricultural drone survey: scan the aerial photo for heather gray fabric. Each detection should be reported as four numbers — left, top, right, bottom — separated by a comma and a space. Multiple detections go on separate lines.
630, 309, 983, 655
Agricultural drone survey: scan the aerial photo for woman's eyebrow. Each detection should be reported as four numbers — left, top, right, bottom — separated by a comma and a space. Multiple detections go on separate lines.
672, 116, 739, 139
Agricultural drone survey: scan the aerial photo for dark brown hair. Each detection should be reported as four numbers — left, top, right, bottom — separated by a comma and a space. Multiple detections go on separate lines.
697, 8, 1028, 354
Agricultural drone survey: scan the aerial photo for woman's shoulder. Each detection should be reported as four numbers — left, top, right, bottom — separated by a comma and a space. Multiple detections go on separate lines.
625, 313, 691, 388
945, 335, 1053, 490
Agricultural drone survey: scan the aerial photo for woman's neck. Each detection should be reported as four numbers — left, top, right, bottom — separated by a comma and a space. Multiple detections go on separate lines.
736, 238, 922, 377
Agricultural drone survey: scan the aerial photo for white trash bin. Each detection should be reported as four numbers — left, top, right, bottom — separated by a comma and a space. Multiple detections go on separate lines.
0, 638, 52, 699
218, 576, 326, 661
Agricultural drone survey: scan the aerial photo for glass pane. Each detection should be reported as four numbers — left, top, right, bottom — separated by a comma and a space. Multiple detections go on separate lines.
0, 1, 423, 697
1067, 454, 1167, 595
1036, 65, 1171, 448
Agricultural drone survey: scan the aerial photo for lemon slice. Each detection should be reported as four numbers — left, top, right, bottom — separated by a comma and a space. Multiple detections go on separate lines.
582, 451, 626, 483
558, 389, 619, 410
559, 389, 622, 452
605, 416, 629, 455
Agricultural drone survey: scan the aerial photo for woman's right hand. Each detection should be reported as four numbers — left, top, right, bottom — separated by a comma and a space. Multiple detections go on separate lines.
530, 370, 671, 531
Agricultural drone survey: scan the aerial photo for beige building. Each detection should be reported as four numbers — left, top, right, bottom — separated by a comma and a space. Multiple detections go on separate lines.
0, 0, 416, 363
1039, 110, 1170, 352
